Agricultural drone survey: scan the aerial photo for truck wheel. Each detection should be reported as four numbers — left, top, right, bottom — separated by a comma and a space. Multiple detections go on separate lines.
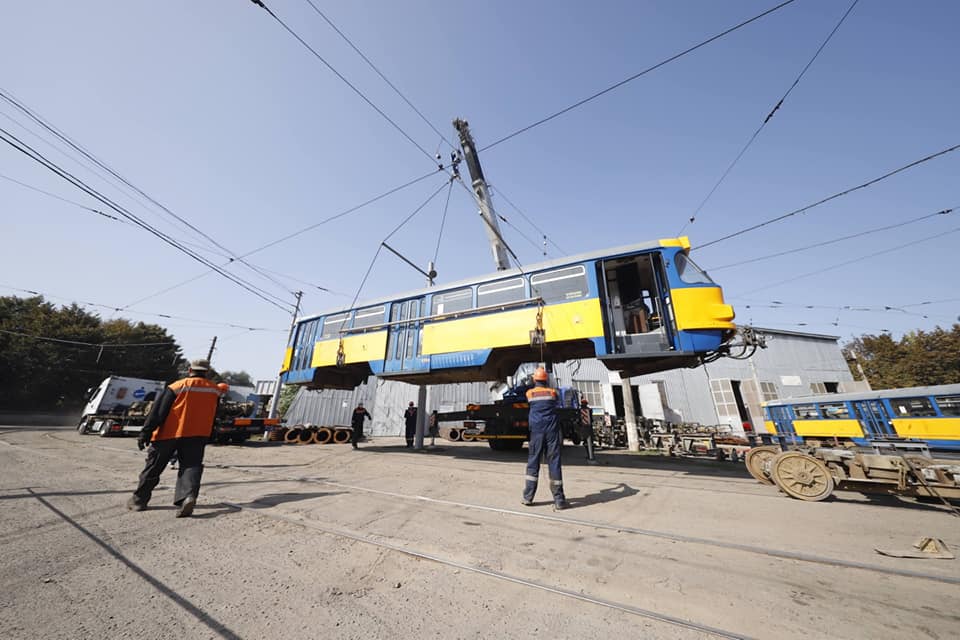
77, 419, 89, 435
489, 439, 524, 452
99, 422, 113, 437
229, 434, 248, 445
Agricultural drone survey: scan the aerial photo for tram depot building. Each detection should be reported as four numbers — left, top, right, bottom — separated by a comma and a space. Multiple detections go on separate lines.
285, 327, 863, 438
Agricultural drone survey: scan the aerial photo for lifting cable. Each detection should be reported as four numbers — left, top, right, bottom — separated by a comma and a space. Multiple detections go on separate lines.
432, 179, 455, 266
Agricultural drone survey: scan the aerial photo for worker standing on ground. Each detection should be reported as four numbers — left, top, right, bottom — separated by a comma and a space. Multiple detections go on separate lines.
580, 397, 597, 463
351, 402, 371, 449
404, 401, 417, 448
523, 367, 569, 510
127, 359, 225, 518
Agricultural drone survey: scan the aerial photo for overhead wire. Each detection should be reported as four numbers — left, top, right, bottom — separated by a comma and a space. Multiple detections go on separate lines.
490, 187, 566, 256
707, 205, 955, 271
0, 125, 294, 313
432, 179, 454, 265
695, 143, 960, 250
479, 0, 798, 151
0, 88, 294, 297
248, 0, 437, 164
0, 284, 285, 332
118, 169, 443, 310
348, 179, 452, 310
734, 225, 960, 297
679, 0, 860, 234
0, 170, 125, 223
0, 328, 175, 348
300, 0, 455, 151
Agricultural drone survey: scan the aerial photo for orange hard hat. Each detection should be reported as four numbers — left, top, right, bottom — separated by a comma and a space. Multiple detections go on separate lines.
217, 383, 230, 394
533, 367, 548, 382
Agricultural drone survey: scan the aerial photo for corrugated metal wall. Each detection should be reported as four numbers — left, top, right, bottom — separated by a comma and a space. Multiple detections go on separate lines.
285, 328, 854, 434
285, 377, 496, 436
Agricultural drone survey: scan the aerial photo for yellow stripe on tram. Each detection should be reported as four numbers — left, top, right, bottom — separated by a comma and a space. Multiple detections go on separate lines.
891, 418, 960, 440
311, 331, 389, 367
792, 419, 864, 438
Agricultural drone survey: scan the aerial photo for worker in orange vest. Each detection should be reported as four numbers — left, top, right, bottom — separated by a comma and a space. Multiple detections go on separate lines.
523, 367, 569, 510
127, 359, 226, 517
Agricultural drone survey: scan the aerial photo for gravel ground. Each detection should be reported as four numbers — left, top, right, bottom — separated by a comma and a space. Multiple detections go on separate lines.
1, 426, 958, 640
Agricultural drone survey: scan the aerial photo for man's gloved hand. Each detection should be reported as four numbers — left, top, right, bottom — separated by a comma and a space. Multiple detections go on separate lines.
137, 430, 153, 451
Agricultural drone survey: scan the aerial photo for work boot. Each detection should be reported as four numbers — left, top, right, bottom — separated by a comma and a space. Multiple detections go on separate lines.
553, 499, 569, 511
126, 496, 147, 512
175, 495, 196, 518
521, 497, 534, 507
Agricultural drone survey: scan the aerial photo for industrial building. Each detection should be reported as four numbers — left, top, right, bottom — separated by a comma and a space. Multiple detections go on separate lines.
285, 327, 864, 438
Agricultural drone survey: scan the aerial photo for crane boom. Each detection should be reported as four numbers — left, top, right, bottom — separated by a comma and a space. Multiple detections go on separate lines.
453, 118, 511, 271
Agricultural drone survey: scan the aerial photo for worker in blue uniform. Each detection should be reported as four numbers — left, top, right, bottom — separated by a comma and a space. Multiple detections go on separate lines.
523, 367, 569, 510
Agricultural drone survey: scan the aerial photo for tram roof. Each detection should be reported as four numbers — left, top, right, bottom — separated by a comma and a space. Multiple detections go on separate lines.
763, 383, 960, 407
299, 237, 687, 323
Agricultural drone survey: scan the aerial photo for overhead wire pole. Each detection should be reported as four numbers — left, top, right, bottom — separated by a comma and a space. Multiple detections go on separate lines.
268, 290, 303, 422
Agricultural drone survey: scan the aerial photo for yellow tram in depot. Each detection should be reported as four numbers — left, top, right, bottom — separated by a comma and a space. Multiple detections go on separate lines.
280, 236, 738, 390
745, 385, 960, 502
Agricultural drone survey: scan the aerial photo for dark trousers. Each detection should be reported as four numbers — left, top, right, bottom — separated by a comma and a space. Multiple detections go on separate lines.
405, 422, 416, 447
524, 427, 565, 503
133, 436, 207, 506
351, 425, 363, 447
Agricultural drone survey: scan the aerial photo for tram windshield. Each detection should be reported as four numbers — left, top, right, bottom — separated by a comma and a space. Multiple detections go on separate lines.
675, 253, 714, 285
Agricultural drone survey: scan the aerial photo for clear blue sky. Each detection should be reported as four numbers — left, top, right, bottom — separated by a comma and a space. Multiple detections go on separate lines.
2, 0, 957, 380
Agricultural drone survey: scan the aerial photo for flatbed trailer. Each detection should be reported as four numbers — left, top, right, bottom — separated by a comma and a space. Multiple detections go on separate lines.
436, 399, 588, 451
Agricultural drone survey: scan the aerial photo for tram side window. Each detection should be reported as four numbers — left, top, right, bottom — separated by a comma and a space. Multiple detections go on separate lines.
477, 277, 525, 307
531, 265, 587, 303
432, 287, 473, 315
793, 404, 820, 419
819, 402, 850, 419
891, 397, 937, 417
353, 305, 385, 330
935, 396, 960, 416
320, 312, 349, 339
674, 253, 714, 285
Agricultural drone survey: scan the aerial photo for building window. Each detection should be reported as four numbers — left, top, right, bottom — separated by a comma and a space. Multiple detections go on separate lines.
531, 265, 587, 303
819, 402, 850, 419
935, 395, 960, 417
353, 305, 386, 330
477, 277, 525, 307
760, 381, 778, 402
573, 380, 603, 408
890, 397, 937, 418
432, 287, 473, 315
709, 379, 740, 421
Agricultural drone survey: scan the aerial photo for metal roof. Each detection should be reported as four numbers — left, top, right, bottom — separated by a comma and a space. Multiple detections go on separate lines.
299, 237, 677, 322
763, 383, 960, 406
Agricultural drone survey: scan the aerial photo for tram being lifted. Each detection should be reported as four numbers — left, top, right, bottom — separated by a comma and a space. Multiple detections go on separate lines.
279, 119, 747, 390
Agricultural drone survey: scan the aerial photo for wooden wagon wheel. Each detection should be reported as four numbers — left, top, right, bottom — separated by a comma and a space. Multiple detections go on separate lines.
771, 451, 835, 501
744, 446, 779, 485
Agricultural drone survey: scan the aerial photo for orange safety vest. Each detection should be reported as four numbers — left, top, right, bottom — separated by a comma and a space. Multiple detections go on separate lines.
152, 376, 222, 441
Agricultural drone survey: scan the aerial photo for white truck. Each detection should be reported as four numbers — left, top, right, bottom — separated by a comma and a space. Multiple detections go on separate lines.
77, 376, 166, 437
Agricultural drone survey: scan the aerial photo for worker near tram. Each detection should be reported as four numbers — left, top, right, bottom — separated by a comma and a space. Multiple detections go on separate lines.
522, 367, 569, 510
404, 401, 418, 448
127, 359, 225, 518
351, 402, 372, 449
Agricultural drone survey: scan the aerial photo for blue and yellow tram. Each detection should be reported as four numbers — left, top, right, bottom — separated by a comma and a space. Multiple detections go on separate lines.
280, 236, 736, 389
760, 384, 960, 453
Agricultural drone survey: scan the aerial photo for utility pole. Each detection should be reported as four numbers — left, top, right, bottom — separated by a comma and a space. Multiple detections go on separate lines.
621, 378, 641, 452
453, 118, 511, 271
268, 291, 303, 421
206, 335, 217, 364
414, 266, 435, 449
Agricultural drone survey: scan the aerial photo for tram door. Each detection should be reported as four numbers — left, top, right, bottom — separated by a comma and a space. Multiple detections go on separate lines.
851, 400, 896, 438
769, 406, 796, 441
384, 297, 428, 373
601, 252, 673, 354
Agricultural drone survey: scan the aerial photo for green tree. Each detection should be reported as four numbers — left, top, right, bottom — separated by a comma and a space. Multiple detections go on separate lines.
219, 370, 254, 386
0, 295, 186, 411
277, 384, 299, 418
843, 324, 960, 389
